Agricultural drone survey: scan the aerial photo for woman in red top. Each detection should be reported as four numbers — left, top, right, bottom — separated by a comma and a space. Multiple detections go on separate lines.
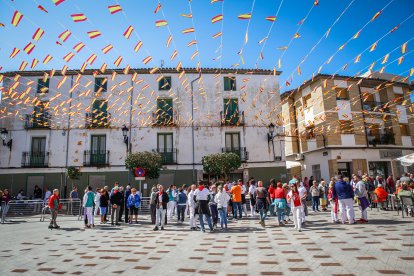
287, 184, 302, 232
374, 184, 388, 210
274, 182, 287, 226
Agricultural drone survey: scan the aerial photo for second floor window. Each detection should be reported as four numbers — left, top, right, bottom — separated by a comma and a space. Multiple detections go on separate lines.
224, 77, 236, 91
339, 120, 355, 134
225, 132, 240, 150
336, 88, 349, 100
156, 98, 173, 124
223, 98, 239, 124
37, 78, 49, 93
158, 76, 171, 91
95, 77, 107, 93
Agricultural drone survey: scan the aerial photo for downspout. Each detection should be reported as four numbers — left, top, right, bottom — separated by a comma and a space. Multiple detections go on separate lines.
190, 74, 201, 184
63, 75, 73, 198
128, 79, 134, 185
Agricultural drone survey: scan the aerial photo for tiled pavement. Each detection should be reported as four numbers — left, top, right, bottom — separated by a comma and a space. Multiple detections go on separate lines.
0, 207, 413, 276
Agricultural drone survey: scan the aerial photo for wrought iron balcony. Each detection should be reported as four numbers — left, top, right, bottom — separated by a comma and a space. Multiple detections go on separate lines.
85, 112, 111, 128
362, 101, 390, 113
24, 114, 51, 129
221, 147, 249, 162
368, 133, 396, 146
154, 148, 177, 165
83, 150, 110, 166
220, 111, 245, 126
21, 151, 49, 168
152, 109, 178, 127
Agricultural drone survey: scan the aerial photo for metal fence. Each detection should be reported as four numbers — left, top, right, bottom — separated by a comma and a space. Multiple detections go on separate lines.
1, 199, 82, 224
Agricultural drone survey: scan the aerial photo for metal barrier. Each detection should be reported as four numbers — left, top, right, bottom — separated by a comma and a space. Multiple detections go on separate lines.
1, 199, 82, 224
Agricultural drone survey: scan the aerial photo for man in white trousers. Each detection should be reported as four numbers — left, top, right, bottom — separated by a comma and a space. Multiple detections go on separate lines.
188, 184, 199, 230
333, 174, 355, 224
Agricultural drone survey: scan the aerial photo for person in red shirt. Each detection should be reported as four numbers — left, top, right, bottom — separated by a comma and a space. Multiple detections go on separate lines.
48, 189, 62, 230
287, 184, 302, 232
274, 182, 287, 226
374, 184, 389, 210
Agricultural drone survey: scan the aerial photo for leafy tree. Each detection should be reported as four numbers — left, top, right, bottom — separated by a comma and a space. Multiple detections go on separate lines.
125, 151, 163, 179
202, 152, 241, 180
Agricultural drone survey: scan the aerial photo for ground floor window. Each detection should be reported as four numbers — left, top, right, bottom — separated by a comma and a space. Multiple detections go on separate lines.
368, 161, 390, 178
337, 162, 351, 178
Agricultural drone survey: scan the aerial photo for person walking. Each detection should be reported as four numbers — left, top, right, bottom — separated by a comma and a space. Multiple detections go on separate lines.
333, 174, 355, 224
215, 185, 230, 230
287, 184, 302, 232
310, 181, 320, 212
248, 180, 256, 217
177, 187, 187, 224
99, 189, 108, 224
319, 181, 328, 211
124, 185, 131, 223
298, 182, 308, 225
208, 185, 219, 228
154, 185, 169, 231
127, 188, 141, 224
240, 181, 248, 217
194, 181, 214, 233
83, 186, 95, 228
274, 182, 287, 226
167, 185, 177, 219
283, 184, 291, 223
255, 181, 270, 227
110, 187, 122, 226
69, 186, 78, 215
268, 180, 276, 217
355, 175, 369, 223
327, 182, 339, 223
48, 189, 61, 229
230, 180, 242, 219
188, 184, 199, 230
94, 188, 101, 216
150, 186, 158, 224
33, 185, 43, 213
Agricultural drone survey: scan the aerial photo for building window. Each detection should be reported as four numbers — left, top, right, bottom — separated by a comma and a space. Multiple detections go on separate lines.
91, 135, 106, 153
394, 94, 404, 105
86, 100, 109, 128
224, 77, 236, 91
312, 164, 321, 182
155, 98, 174, 124
94, 77, 107, 93
337, 162, 351, 178
336, 88, 349, 100
305, 125, 315, 139
157, 133, 176, 164
225, 132, 240, 150
223, 98, 239, 124
303, 94, 312, 108
158, 76, 171, 91
400, 124, 410, 136
339, 120, 354, 134
37, 78, 49, 93
89, 135, 107, 166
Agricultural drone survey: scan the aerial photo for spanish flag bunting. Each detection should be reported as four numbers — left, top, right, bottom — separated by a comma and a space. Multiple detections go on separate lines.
19, 61, 28, 71
71, 13, 87, 22
0, 23, 4, 27
390, 24, 400, 33
100, 63, 107, 73
342, 63, 348, 70
134, 41, 143, 53
123, 25, 134, 39
245, 31, 248, 43
73, 42, 85, 53
211, 0, 223, 3
370, 41, 378, 52
265, 16, 276, 22
131, 72, 138, 81
354, 54, 361, 63
52, 0, 65, 6
259, 52, 264, 60
57, 76, 67, 89
87, 53, 97, 65
293, 33, 300, 38
297, 66, 301, 75
410, 68, 414, 77
63, 52, 74, 62
323, 79, 328, 88
23, 42, 35, 55
166, 35, 172, 47
327, 55, 333, 64
32, 28, 45, 41
102, 44, 113, 54
212, 32, 222, 38
58, 30, 71, 42
108, 5, 122, 14
258, 37, 268, 44
155, 20, 168, 27
381, 53, 389, 64
352, 30, 361, 39
9, 47, 20, 58
176, 61, 182, 71
154, 3, 161, 13
187, 40, 197, 47
297, 19, 304, 25
181, 14, 193, 18
114, 56, 123, 66
339, 43, 346, 50
238, 13, 251, 20
87, 30, 101, 39
61, 65, 68, 76
37, 5, 48, 13
43, 54, 53, 64
277, 46, 288, 50
314, 0, 319, 5
56, 41, 62, 45
11, 11, 24, 27
369, 62, 376, 71
401, 42, 407, 54
397, 56, 404, 65
379, 66, 385, 73
141, 84, 149, 91
285, 80, 290, 87
31, 59, 39, 69
191, 50, 199, 60
182, 28, 195, 34
170, 50, 178, 60
212, 14, 223, 24
142, 56, 152, 64
278, 58, 281, 69
371, 10, 382, 21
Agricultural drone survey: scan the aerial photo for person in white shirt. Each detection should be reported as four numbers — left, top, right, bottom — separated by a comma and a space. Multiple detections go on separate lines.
187, 184, 198, 230
240, 180, 248, 217
215, 185, 230, 230
94, 188, 101, 216
248, 180, 257, 217
298, 183, 308, 224
44, 187, 52, 203
194, 181, 214, 232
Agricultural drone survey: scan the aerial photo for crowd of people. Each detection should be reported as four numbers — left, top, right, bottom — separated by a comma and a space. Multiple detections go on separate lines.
1, 172, 413, 231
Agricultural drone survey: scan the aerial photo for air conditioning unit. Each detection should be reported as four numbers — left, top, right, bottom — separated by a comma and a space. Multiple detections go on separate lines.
295, 153, 305, 161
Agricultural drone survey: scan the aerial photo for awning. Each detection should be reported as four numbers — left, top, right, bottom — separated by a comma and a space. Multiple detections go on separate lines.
286, 160, 302, 169
395, 153, 414, 166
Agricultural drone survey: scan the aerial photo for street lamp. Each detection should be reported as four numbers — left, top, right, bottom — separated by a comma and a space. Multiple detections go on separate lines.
1, 128, 12, 150
267, 123, 280, 161
121, 125, 129, 149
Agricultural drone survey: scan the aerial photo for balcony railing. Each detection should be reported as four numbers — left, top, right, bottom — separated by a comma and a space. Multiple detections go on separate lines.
21, 151, 49, 168
220, 111, 245, 126
221, 147, 249, 162
362, 101, 390, 113
25, 114, 51, 129
154, 148, 177, 165
83, 150, 110, 166
368, 133, 396, 146
85, 113, 111, 128
152, 109, 178, 126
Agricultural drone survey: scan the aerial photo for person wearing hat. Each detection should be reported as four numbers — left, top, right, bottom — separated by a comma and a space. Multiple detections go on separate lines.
110, 186, 122, 226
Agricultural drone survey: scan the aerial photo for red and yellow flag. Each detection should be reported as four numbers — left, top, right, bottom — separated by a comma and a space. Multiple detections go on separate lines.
114, 56, 123, 66
401, 42, 407, 54
31, 59, 39, 69
381, 53, 389, 64
108, 5, 122, 14
71, 13, 87, 22
58, 30, 71, 42
52, 0, 65, 6
212, 14, 223, 24
32, 28, 44, 41
371, 10, 382, 21
63, 52, 75, 62
123, 25, 134, 39
181, 14, 193, 18
212, 32, 222, 38
154, 3, 161, 13
142, 56, 152, 64
11, 11, 24, 27
155, 20, 168, 27
352, 30, 361, 39
19, 61, 28, 71
134, 41, 143, 53
102, 44, 113, 54
23, 42, 35, 55
265, 16, 276, 22
354, 54, 361, 63
293, 33, 301, 38
43, 54, 53, 64
86, 54, 97, 65
9, 47, 20, 58
191, 50, 199, 60
170, 50, 178, 60
187, 40, 197, 47
238, 13, 251, 20
182, 28, 195, 34
166, 35, 172, 47
370, 41, 378, 52
73, 42, 85, 53
87, 30, 101, 39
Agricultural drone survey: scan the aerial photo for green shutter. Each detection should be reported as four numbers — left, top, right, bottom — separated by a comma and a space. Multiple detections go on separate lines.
157, 99, 173, 124
224, 99, 239, 124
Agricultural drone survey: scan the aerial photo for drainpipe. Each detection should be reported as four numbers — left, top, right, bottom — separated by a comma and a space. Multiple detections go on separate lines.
63, 75, 74, 198
127, 79, 134, 185
190, 74, 201, 184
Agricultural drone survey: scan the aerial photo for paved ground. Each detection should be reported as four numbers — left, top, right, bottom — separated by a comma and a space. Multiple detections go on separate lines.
0, 207, 413, 276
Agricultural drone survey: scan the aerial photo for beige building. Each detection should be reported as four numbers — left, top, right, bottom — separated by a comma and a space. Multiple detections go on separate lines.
281, 73, 414, 181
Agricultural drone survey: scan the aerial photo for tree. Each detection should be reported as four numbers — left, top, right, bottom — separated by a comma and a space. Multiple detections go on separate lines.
202, 152, 241, 181
125, 151, 163, 179
66, 166, 81, 181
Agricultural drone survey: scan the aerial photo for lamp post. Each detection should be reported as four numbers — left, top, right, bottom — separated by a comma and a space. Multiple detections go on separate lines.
267, 123, 277, 161
1, 128, 12, 150
122, 125, 129, 151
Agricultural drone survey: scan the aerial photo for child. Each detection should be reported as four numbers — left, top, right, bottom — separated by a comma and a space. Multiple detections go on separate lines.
127, 188, 141, 224
327, 182, 339, 223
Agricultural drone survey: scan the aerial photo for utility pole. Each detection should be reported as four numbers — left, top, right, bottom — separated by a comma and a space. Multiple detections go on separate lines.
190, 74, 201, 184
63, 75, 74, 198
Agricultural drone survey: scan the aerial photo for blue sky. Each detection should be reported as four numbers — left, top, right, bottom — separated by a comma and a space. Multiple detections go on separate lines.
0, 0, 413, 93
